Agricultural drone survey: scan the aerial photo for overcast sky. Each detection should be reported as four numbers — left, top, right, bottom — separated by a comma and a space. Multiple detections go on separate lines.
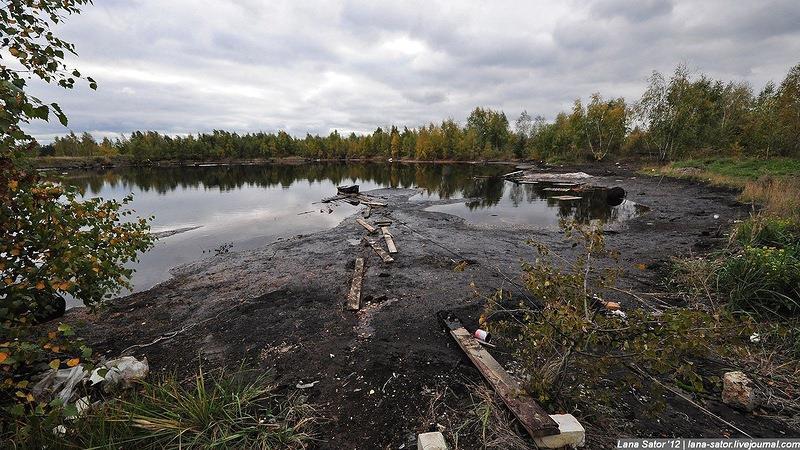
23, 0, 800, 142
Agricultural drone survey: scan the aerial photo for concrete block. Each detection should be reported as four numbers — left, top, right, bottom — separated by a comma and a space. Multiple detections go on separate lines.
417, 431, 447, 450
533, 414, 585, 448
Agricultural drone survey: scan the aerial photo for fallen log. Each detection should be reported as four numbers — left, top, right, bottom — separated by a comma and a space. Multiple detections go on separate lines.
346, 257, 365, 311
356, 218, 377, 234
363, 237, 394, 263
381, 226, 397, 254
442, 316, 560, 438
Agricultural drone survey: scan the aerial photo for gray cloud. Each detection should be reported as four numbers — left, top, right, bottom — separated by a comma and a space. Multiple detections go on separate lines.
22, 0, 800, 142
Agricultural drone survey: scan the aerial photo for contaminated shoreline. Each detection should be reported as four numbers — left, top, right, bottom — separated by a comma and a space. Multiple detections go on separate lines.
64, 166, 795, 448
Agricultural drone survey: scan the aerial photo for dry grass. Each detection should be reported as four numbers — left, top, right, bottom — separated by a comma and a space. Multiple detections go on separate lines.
456, 385, 530, 450
740, 176, 800, 221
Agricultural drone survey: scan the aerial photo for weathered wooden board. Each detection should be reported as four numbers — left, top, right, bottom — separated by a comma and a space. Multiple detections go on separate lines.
542, 187, 572, 192
551, 195, 583, 201
356, 218, 377, 234
381, 226, 397, 254
363, 237, 394, 263
346, 257, 365, 311
502, 170, 524, 178
447, 323, 560, 438
357, 195, 387, 207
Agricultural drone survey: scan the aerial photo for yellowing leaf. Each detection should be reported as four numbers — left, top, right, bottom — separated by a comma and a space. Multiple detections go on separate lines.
49, 359, 60, 370
35, 281, 45, 290
0, 352, 8, 363
66, 358, 80, 367
635, 263, 647, 270
7, 179, 18, 191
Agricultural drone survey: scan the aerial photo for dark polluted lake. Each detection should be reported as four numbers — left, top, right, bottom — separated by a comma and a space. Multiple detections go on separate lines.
59, 163, 643, 306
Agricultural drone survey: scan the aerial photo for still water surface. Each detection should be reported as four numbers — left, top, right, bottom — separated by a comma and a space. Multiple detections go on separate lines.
61, 163, 641, 304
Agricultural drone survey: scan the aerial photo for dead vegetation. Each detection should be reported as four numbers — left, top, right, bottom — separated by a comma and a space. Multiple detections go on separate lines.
740, 176, 800, 221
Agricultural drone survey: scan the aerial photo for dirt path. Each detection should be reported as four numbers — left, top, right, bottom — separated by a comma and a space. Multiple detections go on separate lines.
67, 168, 792, 448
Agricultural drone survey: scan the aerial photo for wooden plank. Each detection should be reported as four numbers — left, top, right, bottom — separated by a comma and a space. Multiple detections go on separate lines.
356, 218, 377, 234
357, 195, 387, 207
363, 237, 394, 263
502, 170, 524, 178
542, 187, 571, 192
346, 257, 365, 310
381, 226, 397, 254
446, 322, 560, 438
551, 195, 582, 201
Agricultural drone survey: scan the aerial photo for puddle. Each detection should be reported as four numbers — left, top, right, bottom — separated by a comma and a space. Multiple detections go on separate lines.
425, 180, 648, 228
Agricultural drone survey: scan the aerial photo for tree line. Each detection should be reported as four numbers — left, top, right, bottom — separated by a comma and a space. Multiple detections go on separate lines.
41, 63, 800, 162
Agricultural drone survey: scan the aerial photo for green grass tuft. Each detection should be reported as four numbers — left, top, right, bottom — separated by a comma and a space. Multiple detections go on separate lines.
52, 368, 315, 449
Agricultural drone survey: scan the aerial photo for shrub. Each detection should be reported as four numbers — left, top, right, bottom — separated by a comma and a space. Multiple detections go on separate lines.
717, 245, 800, 314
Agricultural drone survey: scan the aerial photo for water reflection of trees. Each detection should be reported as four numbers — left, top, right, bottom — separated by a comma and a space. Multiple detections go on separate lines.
60, 164, 643, 226
466, 181, 640, 224
61, 163, 507, 199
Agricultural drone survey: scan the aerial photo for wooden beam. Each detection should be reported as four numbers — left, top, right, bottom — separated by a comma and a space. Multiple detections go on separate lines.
356, 218, 377, 234
346, 257, 365, 311
363, 237, 394, 263
357, 195, 387, 207
445, 319, 560, 438
381, 226, 397, 254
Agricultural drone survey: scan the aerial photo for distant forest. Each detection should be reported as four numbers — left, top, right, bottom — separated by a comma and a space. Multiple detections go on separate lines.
41, 64, 800, 162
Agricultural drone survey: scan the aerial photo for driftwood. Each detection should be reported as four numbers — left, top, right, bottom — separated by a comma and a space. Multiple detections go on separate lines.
356, 218, 377, 234
502, 170, 524, 179
363, 237, 394, 263
357, 195, 387, 207
443, 316, 560, 438
542, 187, 571, 192
551, 195, 582, 201
346, 257, 365, 310
381, 226, 397, 254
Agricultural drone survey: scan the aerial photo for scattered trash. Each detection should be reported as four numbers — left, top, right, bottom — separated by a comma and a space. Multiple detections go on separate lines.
749, 333, 761, 343
441, 314, 561, 438
601, 301, 621, 311
713, 214, 720, 219
473, 329, 491, 343
33, 356, 149, 403
296, 380, 319, 389
722, 371, 758, 412
94, 356, 149, 393
33, 365, 87, 403
609, 310, 627, 319
417, 431, 448, 450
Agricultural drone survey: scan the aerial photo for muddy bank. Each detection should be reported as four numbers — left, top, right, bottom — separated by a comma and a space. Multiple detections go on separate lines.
66, 168, 792, 448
